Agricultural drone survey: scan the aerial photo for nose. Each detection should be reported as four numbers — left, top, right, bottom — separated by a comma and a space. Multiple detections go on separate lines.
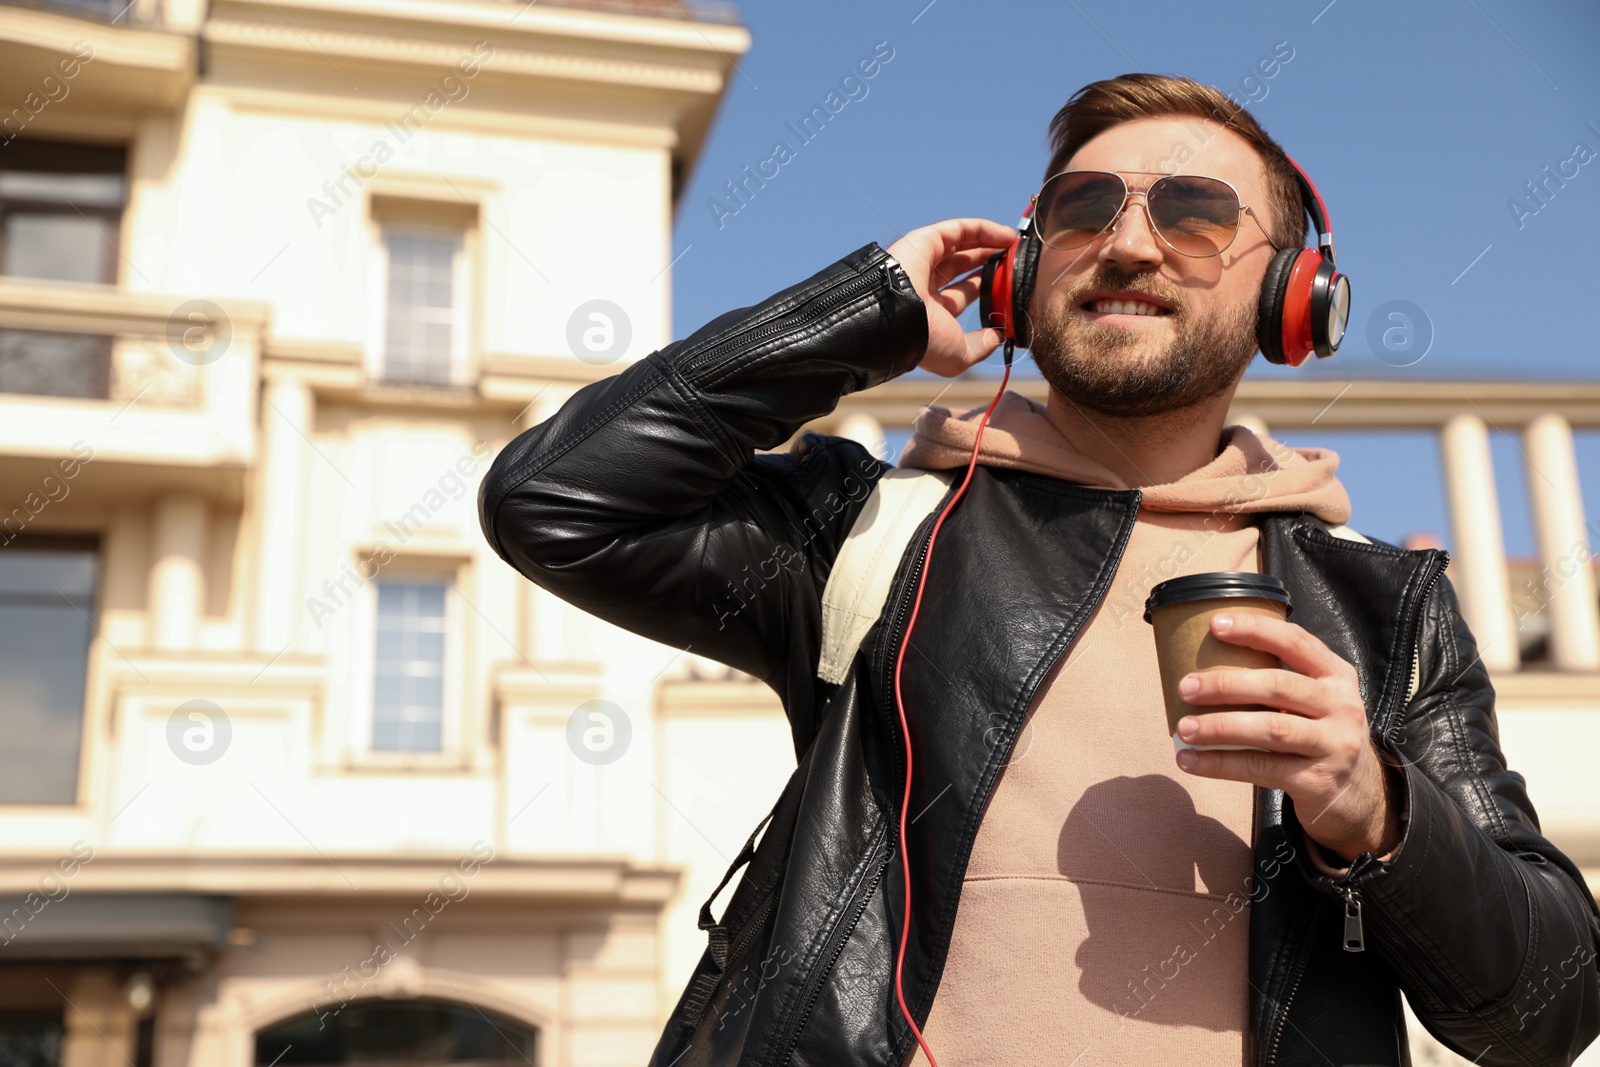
1096, 191, 1165, 273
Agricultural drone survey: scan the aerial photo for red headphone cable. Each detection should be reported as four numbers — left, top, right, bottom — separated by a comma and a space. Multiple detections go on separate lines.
891, 341, 1013, 1067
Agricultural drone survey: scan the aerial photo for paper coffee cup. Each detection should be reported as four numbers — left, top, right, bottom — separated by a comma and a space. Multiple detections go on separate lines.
1143, 572, 1292, 753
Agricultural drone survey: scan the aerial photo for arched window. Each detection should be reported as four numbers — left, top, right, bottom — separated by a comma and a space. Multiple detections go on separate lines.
254, 997, 537, 1066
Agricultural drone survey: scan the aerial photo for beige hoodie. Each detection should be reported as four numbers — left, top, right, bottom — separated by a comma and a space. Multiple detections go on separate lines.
897, 389, 1351, 1067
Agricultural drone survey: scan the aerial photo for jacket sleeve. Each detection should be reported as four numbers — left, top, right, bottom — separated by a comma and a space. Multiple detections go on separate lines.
1290, 571, 1600, 1067
477, 242, 928, 755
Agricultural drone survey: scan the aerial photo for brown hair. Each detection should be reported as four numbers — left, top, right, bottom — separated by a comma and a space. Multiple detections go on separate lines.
1042, 73, 1307, 252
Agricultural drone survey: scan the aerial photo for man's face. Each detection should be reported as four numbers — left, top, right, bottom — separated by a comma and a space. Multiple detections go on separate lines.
1027, 116, 1281, 419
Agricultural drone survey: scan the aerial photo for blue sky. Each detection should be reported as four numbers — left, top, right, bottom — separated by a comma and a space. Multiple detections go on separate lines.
668, 0, 1600, 557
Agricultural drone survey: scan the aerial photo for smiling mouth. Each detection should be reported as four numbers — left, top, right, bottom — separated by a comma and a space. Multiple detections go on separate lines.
1081, 297, 1174, 319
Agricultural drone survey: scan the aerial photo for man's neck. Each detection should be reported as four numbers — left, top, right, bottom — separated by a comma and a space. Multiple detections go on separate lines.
1044, 387, 1237, 489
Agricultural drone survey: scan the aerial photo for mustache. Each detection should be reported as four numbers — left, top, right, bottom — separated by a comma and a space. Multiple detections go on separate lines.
1068, 271, 1185, 313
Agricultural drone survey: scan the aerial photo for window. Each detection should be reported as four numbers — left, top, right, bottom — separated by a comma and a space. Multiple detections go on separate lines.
372, 579, 447, 753
0, 1012, 63, 1067
380, 228, 460, 386
0, 540, 98, 804
0, 141, 124, 400
0, 140, 126, 284
254, 998, 536, 1065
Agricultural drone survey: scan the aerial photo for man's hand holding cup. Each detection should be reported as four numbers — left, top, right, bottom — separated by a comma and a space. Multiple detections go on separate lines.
1145, 573, 1403, 864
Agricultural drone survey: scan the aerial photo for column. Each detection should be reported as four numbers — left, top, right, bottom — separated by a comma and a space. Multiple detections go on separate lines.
150, 494, 207, 650
59, 971, 138, 1067
834, 412, 888, 463
1229, 413, 1270, 438
1524, 414, 1600, 670
1440, 413, 1520, 672
256, 377, 311, 653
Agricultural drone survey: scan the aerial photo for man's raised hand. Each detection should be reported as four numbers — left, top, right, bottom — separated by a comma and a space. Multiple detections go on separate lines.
886, 219, 1016, 378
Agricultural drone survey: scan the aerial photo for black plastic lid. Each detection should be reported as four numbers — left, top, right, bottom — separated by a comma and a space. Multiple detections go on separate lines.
1143, 571, 1292, 623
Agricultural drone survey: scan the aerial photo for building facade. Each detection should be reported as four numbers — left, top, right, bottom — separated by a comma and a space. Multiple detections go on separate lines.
0, 0, 781, 1064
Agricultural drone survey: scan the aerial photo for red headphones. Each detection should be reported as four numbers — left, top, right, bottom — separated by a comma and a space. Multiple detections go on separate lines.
978, 155, 1351, 368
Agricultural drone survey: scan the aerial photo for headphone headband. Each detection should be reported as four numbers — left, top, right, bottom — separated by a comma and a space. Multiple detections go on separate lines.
1284, 154, 1334, 263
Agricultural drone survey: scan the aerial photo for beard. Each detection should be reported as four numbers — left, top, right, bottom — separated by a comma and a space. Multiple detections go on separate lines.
1028, 268, 1260, 419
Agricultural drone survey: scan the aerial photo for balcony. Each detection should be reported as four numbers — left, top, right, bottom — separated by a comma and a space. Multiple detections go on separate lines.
0, 0, 196, 119
0, 277, 265, 499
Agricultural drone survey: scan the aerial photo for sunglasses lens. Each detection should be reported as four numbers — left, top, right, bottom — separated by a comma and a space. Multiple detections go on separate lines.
1148, 175, 1241, 256
1035, 171, 1127, 250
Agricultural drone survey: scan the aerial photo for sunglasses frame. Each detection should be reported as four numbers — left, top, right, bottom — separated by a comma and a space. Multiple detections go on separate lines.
1030, 169, 1281, 259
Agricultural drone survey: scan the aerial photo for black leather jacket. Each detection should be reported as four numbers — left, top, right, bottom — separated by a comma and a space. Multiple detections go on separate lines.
479, 243, 1600, 1067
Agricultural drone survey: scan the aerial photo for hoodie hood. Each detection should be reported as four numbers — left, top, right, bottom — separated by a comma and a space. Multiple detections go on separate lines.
897, 389, 1351, 524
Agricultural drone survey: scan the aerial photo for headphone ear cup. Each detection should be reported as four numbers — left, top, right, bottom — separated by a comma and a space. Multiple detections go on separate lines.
979, 250, 1005, 337
1010, 228, 1041, 349
1256, 247, 1303, 365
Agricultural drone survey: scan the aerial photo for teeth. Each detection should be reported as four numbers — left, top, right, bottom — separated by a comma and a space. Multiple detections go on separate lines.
1089, 298, 1166, 316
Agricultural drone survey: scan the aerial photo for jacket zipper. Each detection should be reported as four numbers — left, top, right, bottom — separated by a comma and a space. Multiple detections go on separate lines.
772, 827, 891, 1067
860, 486, 1140, 1063
682, 264, 887, 378
876, 509, 942, 805
1263, 546, 1450, 1064
1340, 885, 1365, 951
1326, 550, 1450, 959
1391, 551, 1449, 735
726, 887, 782, 967
1262, 909, 1323, 1066
1326, 553, 1448, 945
763, 511, 937, 1065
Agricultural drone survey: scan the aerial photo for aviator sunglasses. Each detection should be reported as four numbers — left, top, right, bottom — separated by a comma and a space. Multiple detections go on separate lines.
1031, 169, 1280, 258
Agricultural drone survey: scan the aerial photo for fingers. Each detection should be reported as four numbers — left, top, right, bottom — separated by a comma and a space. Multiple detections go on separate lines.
933, 274, 984, 317
894, 218, 1015, 379
1207, 612, 1348, 680
918, 326, 1003, 377
925, 217, 1018, 256
1179, 665, 1330, 717
1173, 746, 1305, 792
963, 326, 1004, 364
1174, 709, 1325, 756
930, 248, 998, 290
889, 218, 1014, 292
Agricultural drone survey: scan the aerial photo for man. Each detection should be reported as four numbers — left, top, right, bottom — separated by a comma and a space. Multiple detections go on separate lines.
479, 74, 1600, 1066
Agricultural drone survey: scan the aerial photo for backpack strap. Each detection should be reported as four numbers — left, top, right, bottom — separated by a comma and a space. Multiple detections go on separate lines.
1319, 520, 1371, 546
676, 808, 776, 1029
817, 468, 955, 684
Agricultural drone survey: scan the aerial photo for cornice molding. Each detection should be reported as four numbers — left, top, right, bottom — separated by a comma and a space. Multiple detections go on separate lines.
0, 852, 681, 903
202, 18, 725, 96
220, 0, 747, 52
0, 278, 268, 340
0, 4, 193, 72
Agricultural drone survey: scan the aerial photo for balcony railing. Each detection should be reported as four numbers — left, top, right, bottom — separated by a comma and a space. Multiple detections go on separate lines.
0, 277, 264, 472
824, 377, 1600, 678
0, 328, 112, 399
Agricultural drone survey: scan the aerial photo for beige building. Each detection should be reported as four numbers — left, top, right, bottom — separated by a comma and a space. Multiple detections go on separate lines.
0, 0, 783, 1063
0, 0, 1596, 1063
